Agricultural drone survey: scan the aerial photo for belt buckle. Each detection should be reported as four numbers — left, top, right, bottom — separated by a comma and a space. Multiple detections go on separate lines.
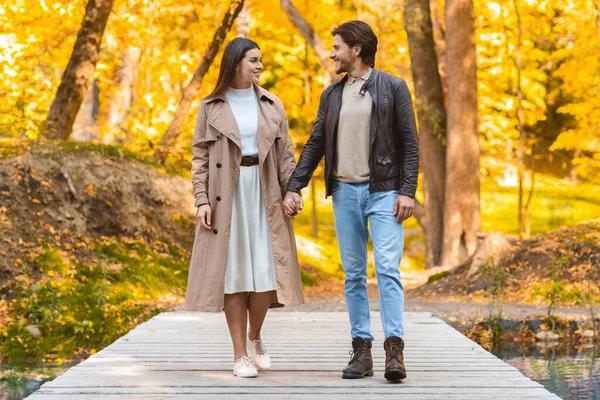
241, 155, 258, 167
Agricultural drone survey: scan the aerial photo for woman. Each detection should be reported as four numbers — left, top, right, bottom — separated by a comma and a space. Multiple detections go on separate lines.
184, 37, 304, 378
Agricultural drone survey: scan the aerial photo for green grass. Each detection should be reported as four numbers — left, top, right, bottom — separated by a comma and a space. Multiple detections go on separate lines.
481, 175, 600, 235
291, 173, 600, 273
428, 271, 450, 283
0, 238, 189, 365
0, 138, 28, 160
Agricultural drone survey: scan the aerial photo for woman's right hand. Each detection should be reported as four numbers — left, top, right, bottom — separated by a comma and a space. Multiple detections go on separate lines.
197, 204, 212, 230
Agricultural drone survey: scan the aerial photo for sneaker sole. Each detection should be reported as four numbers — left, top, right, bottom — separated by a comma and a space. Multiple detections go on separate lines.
384, 369, 406, 381
233, 372, 258, 378
342, 369, 374, 379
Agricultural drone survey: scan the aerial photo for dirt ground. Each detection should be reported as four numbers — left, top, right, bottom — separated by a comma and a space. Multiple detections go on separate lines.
281, 279, 591, 322
280, 261, 595, 323
410, 221, 600, 304
279, 294, 591, 321
0, 143, 195, 292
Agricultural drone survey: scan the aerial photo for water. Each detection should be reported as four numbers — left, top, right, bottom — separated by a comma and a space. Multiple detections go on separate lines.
0, 377, 45, 400
495, 344, 600, 400
0, 364, 70, 400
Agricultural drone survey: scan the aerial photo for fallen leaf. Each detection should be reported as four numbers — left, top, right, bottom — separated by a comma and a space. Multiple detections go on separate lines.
86, 185, 95, 197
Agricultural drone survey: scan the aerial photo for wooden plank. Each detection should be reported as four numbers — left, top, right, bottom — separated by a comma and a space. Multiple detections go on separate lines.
49, 371, 535, 383
26, 393, 559, 400
26, 311, 559, 400
34, 387, 555, 394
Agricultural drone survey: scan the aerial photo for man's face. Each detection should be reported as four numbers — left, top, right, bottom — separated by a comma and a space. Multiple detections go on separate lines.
329, 35, 358, 74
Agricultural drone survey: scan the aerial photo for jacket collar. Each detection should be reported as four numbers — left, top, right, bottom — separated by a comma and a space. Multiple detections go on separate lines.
204, 83, 276, 105
332, 68, 379, 92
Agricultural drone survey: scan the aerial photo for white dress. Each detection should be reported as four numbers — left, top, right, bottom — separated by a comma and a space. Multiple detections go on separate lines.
223, 86, 277, 294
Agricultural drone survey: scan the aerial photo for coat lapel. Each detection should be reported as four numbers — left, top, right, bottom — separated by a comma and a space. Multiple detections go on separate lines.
205, 85, 281, 164
257, 101, 280, 166
255, 85, 281, 166
207, 101, 241, 150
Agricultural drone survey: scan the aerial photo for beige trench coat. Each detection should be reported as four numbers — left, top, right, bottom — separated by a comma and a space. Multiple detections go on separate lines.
184, 84, 304, 312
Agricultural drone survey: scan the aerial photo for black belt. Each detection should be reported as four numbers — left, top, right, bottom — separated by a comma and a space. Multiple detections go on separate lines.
240, 155, 259, 167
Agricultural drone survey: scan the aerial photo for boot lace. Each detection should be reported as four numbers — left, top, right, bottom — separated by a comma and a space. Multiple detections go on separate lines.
348, 347, 366, 364
386, 343, 402, 361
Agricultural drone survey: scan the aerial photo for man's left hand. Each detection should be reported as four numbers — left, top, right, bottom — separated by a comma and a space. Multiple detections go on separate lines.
393, 195, 414, 223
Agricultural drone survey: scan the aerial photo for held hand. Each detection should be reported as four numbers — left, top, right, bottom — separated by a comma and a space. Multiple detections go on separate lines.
283, 191, 303, 219
197, 204, 212, 230
393, 195, 414, 223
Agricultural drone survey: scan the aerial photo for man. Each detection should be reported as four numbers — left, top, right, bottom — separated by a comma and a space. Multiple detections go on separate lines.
283, 20, 419, 381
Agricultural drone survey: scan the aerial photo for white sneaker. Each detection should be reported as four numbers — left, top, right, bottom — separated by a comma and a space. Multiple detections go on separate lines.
249, 339, 271, 371
233, 356, 257, 378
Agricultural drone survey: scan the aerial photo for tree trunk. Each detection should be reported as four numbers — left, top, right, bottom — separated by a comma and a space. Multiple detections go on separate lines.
304, 42, 319, 238
279, 0, 339, 82
72, 79, 100, 142
441, 0, 481, 266
466, 232, 512, 278
430, 0, 448, 88
46, 0, 115, 140
413, 200, 426, 230
404, 0, 447, 268
310, 179, 318, 238
515, 0, 524, 236
104, 46, 141, 144
515, 0, 526, 238
154, 0, 245, 162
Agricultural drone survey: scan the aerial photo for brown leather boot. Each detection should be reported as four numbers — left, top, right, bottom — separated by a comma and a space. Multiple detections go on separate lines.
384, 336, 407, 381
342, 338, 374, 379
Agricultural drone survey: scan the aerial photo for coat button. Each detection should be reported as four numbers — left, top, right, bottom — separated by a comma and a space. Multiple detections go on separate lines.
213, 228, 218, 234
216, 196, 221, 201
216, 163, 222, 168
217, 134, 221, 140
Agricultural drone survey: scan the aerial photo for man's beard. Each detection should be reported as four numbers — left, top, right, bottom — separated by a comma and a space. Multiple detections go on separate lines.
335, 59, 347, 74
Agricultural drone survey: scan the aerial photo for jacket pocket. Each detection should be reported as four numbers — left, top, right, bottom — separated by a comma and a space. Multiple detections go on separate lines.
375, 155, 399, 180
376, 155, 392, 166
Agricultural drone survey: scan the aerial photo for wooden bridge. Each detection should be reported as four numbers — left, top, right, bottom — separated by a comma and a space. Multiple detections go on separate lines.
27, 311, 560, 399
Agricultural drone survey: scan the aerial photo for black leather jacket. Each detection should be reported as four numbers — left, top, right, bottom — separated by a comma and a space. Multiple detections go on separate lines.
287, 68, 419, 198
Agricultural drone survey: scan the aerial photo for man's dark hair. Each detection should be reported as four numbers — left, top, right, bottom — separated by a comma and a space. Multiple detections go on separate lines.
331, 20, 378, 67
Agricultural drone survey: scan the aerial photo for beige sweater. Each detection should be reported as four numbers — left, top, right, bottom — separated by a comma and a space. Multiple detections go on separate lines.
333, 68, 373, 183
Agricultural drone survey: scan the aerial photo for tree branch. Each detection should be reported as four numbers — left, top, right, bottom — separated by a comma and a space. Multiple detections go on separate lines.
154, 0, 245, 162
278, 0, 338, 82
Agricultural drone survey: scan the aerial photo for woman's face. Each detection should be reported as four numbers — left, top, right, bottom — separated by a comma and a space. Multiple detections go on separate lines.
236, 48, 263, 85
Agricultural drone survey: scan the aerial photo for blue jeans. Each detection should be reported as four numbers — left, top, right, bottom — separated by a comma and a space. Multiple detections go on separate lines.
331, 180, 405, 340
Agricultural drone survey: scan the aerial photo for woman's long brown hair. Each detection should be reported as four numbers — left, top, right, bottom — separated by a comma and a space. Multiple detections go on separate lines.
207, 37, 260, 99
